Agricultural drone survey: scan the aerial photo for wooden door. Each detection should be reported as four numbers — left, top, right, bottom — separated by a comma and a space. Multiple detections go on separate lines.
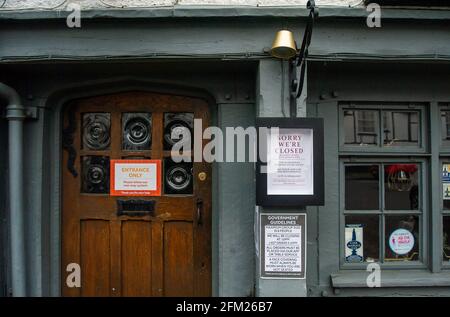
61, 92, 211, 297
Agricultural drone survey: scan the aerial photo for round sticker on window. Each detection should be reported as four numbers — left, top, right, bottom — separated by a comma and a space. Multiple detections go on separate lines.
389, 228, 415, 255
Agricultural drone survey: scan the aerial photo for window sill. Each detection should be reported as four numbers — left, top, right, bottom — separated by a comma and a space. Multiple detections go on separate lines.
331, 270, 450, 288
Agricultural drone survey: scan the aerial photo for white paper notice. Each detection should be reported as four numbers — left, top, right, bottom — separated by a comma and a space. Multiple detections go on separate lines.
114, 163, 157, 191
264, 225, 302, 273
267, 128, 314, 195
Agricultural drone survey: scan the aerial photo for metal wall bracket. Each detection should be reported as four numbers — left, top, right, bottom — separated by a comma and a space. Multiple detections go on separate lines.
1, 106, 38, 120
24, 107, 39, 120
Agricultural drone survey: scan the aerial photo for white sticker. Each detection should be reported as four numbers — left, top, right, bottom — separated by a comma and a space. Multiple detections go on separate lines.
345, 225, 364, 262
444, 183, 450, 200
264, 225, 302, 273
389, 228, 414, 255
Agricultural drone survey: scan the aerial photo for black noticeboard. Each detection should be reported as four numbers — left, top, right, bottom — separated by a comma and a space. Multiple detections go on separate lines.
260, 213, 306, 279
256, 117, 324, 207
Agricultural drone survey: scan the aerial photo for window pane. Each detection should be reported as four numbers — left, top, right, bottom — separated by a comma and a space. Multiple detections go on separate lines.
441, 110, 450, 147
345, 165, 379, 210
345, 215, 379, 263
443, 216, 450, 262
383, 111, 419, 147
385, 215, 419, 262
384, 164, 419, 210
343, 110, 378, 146
443, 163, 450, 210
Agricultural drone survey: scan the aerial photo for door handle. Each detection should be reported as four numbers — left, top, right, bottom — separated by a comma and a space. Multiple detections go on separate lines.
196, 198, 203, 226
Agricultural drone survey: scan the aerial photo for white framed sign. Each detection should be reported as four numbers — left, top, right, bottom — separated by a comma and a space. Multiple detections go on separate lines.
267, 128, 314, 196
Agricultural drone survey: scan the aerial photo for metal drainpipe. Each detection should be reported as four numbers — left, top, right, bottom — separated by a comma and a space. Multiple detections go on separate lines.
0, 83, 27, 297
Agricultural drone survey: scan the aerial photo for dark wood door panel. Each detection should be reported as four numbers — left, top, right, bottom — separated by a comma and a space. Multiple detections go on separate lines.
80, 220, 111, 297
62, 91, 211, 297
164, 221, 194, 296
121, 220, 153, 297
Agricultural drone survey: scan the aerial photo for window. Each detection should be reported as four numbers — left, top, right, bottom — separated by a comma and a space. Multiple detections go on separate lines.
343, 110, 378, 146
343, 162, 422, 264
340, 103, 425, 152
441, 104, 450, 265
383, 111, 419, 146
440, 110, 450, 147
340, 103, 427, 268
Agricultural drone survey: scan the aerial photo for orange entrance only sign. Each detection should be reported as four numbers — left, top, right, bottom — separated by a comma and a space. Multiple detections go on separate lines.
110, 159, 162, 196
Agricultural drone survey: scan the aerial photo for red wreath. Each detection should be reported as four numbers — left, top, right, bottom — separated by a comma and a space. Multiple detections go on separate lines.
385, 164, 417, 175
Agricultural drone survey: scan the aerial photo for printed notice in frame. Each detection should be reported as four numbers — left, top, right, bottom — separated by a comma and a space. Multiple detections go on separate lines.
443, 164, 450, 200
267, 128, 314, 195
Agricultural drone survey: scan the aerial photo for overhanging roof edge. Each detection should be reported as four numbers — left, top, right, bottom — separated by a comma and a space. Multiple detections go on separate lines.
1, 6, 450, 21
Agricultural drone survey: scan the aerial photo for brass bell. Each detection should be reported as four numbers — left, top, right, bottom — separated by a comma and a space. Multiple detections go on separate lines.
270, 30, 297, 60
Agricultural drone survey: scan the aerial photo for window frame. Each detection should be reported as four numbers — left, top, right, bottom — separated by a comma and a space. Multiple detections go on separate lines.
440, 158, 450, 268
338, 102, 429, 271
339, 102, 428, 154
339, 158, 428, 270
438, 103, 450, 268
439, 103, 450, 153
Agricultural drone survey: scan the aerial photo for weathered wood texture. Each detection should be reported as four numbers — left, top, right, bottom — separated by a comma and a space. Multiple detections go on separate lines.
1, 19, 449, 62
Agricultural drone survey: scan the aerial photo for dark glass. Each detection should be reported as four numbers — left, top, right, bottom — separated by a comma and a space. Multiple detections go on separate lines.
345, 165, 379, 210
443, 163, 450, 210
441, 110, 450, 146
384, 215, 419, 262
383, 111, 419, 147
82, 113, 111, 150
164, 158, 193, 195
345, 215, 379, 263
163, 113, 194, 151
343, 110, 378, 146
443, 216, 450, 262
384, 164, 419, 210
81, 156, 110, 194
122, 113, 152, 151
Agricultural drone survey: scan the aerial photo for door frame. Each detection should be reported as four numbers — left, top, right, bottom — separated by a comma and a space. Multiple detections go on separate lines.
45, 78, 218, 296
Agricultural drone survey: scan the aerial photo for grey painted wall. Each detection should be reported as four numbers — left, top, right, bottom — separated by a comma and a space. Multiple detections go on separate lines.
1, 19, 450, 63
1, 12, 450, 297
217, 103, 255, 296
306, 61, 450, 297
0, 60, 257, 296
255, 59, 308, 297
0, 118, 6, 296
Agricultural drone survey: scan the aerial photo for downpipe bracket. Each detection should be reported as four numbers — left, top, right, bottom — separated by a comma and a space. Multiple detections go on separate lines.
2, 106, 38, 120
